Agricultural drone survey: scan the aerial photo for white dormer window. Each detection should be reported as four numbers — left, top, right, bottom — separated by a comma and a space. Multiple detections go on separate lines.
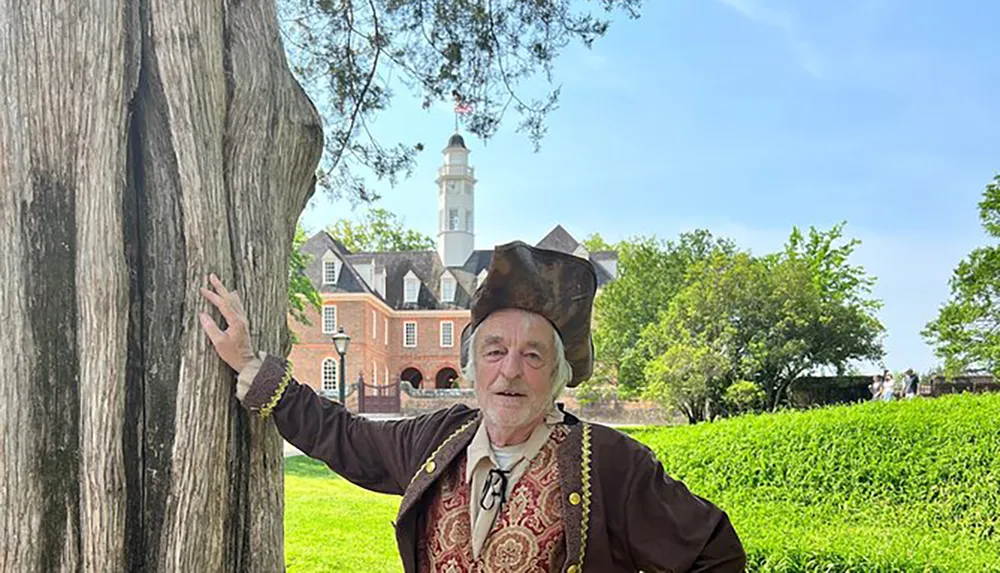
321, 251, 342, 285
440, 274, 456, 303
403, 271, 420, 304
322, 261, 337, 284
448, 209, 459, 231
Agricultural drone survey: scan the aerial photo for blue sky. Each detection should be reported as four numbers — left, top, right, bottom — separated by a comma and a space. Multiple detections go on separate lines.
299, 0, 999, 373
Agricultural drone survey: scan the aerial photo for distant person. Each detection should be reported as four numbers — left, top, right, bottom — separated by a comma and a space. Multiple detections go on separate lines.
903, 369, 920, 399
199, 241, 746, 572
870, 375, 883, 401
881, 372, 896, 402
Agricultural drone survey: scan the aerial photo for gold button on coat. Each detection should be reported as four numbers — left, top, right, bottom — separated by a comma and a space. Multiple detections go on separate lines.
567, 565, 580, 573
424, 460, 436, 473
568, 492, 581, 505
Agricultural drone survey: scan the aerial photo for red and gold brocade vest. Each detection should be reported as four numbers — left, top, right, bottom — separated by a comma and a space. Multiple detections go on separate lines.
416, 426, 569, 572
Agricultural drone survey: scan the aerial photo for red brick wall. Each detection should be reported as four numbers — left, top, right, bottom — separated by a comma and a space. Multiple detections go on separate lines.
287, 294, 472, 396
389, 313, 470, 389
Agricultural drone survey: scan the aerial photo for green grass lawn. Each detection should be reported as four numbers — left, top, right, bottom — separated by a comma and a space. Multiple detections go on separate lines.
284, 393, 1000, 572
284, 456, 402, 572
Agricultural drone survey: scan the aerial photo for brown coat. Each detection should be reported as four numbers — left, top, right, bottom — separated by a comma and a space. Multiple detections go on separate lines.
248, 355, 746, 572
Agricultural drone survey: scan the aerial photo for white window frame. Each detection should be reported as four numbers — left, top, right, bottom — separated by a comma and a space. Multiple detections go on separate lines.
372, 310, 377, 339
322, 304, 337, 334
441, 275, 456, 303
372, 360, 378, 385
322, 260, 340, 285
403, 321, 418, 348
448, 208, 459, 231
440, 321, 454, 348
384, 318, 388, 345
404, 277, 419, 304
321, 358, 338, 394
384, 365, 389, 386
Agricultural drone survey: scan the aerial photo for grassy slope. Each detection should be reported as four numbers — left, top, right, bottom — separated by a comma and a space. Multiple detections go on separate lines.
625, 393, 1000, 572
284, 393, 1000, 572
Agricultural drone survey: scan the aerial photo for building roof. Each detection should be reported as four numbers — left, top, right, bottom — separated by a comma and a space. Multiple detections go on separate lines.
535, 224, 580, 254
447, 133, 467, 149
305, 224, 619, 311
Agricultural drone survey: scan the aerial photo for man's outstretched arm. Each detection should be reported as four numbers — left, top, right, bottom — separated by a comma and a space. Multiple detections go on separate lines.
198, 273, 442, 495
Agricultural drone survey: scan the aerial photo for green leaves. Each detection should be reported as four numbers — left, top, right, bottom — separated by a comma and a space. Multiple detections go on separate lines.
325, 207, 434, 252
580, 232, 614, 252
278, 0, 642, 201
621, 224, 884, 416
624, 393, 1000, 571
924, 176, 1000, 378
641, 340, 729, 423
592, 230, 737, 395
289, 224, 323, 327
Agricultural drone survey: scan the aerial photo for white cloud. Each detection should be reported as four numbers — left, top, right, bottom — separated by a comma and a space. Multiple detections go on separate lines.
716, 0, 824, 79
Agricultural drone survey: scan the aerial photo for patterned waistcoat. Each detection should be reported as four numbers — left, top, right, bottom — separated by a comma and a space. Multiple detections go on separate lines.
416, 426, 569, 572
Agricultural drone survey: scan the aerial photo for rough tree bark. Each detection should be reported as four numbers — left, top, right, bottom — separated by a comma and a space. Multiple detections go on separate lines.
0, 0, 323, 571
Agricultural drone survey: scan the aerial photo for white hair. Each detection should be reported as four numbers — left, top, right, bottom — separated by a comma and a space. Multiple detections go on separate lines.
462, 318, 573, 401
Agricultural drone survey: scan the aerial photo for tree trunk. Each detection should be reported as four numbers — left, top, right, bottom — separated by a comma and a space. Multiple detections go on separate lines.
0, 0, 322, 570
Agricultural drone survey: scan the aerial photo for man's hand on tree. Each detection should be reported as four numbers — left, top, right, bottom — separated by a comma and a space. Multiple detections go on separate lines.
199, 274, 256, 374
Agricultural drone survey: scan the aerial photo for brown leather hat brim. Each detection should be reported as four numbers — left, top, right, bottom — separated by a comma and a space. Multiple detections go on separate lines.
459, 241, 597, 387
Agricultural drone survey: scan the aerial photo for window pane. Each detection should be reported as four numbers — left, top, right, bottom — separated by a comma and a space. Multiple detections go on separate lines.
404, 279, 418, 302
440, 321, 454, 347
322, 358, 338, 392
323, 261, 337, 284
442, 278, 455, 302
322, 305, 336, 333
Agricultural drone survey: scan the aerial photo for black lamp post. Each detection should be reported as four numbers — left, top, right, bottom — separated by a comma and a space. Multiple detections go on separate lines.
332, 326, 351, 403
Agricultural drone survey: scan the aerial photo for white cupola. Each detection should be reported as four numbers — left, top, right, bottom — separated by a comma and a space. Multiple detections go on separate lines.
436, 133, 477, 267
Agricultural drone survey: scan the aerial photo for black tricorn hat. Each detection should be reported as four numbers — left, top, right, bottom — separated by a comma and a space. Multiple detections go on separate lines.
459, 241, 598, 387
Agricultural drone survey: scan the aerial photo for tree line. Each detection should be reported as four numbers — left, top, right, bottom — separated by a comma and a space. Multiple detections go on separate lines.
297, 177, 1000, 424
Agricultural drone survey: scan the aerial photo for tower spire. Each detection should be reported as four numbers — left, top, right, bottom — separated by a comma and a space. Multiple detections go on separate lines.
436, 132, 476, 267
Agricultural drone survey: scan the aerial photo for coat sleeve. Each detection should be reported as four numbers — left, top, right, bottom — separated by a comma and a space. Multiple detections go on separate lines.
622, 446, 746, 573
239, 353, 447, 496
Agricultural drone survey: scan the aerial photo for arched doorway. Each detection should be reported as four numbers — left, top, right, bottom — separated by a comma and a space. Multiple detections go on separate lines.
400, 367, 423, 389
435, 367, 459, 389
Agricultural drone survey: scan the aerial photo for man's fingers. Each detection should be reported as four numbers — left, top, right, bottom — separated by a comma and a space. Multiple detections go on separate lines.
209, 273, 231, 298
200, 287, 234, 322
200, 287, 225, 309
199, 312, 225, 344
200, 286, 241, 326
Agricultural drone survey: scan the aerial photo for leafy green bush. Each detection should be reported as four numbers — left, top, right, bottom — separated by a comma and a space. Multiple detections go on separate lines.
724, 380, 766, 414
624, 393, 1000, 572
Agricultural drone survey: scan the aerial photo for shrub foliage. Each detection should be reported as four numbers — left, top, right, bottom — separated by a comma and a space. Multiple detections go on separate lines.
625, 394, 1000, 572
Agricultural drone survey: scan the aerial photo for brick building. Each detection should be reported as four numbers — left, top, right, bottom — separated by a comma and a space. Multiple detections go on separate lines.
288, 133, 617, 409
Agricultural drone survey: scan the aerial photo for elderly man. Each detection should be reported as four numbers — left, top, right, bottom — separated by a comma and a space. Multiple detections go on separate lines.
200, 241, 745, 572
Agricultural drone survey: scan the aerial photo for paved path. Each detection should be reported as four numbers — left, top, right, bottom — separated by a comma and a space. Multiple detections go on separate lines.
283, 441, 303, 457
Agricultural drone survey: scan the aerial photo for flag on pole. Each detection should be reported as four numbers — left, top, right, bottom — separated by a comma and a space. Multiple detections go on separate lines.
453, 90, 474, 114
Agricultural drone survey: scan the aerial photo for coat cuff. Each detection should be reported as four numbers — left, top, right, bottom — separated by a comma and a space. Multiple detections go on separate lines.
240, 353, 293, 418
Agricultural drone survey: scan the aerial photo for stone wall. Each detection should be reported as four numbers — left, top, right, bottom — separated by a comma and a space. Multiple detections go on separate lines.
397, 383, 677, 425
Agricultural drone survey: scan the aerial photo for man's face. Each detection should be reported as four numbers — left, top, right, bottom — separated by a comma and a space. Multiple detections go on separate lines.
473, 308, 557, 432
